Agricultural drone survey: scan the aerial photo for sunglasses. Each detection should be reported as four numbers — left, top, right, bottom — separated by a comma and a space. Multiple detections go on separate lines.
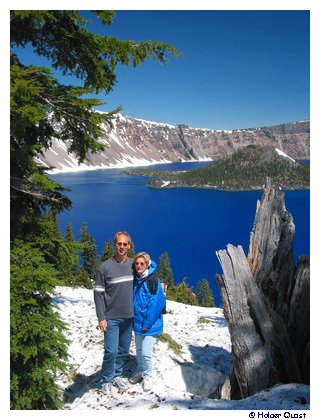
116, 242, 129, 247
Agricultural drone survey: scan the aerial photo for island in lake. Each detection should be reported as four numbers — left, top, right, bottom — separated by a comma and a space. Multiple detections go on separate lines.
129, 146, 310, 191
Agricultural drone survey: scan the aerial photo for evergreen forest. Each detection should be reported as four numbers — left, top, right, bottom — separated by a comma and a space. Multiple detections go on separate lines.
145, 145, 310, 190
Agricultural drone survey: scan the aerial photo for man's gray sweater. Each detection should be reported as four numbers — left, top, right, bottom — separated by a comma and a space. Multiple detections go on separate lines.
94, 257, 134, 321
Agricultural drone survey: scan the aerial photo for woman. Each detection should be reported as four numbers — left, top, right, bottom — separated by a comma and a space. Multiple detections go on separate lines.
130, 252, 166, 391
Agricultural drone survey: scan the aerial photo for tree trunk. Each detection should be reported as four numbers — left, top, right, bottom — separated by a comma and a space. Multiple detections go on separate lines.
216, 245, 301, 399
215, 178, 309, 399
247, 179, 295, 323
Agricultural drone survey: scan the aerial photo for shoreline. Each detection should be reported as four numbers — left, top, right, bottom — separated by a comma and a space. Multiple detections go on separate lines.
150, 184, 311, 192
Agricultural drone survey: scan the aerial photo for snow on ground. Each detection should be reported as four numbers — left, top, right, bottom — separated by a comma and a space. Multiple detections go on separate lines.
52, 286, 310, 412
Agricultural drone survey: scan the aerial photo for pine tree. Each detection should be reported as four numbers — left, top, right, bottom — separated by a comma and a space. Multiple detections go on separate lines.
10, 242, 69, 409
158, 252, 175, 290
196, 279, 215, 307
168, 280, 199, 306
27, 211, 78, 285
80, 223, 98, 282
64, 223, 80, 270
101, 239, 114, 261
63, 224, 86, 287
29, 211, 66, 268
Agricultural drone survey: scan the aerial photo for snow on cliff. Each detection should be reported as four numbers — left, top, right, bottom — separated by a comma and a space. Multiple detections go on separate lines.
35, 114, 309, 174
52, 286, 310, 412
275, 148, 296, 163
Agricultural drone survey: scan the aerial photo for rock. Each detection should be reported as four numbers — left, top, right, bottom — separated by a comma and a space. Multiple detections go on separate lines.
36, 114, 310, 172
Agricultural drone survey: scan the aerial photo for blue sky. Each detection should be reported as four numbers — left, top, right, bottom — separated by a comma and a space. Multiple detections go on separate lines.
95, 10, 310, 130
13, 10, 310, 130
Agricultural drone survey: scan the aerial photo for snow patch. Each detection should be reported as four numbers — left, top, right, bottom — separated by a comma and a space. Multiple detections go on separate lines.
275, 148, 296, 162
46, 157, 172, 174
52, 286, 310, 411
160, 181, 171, 188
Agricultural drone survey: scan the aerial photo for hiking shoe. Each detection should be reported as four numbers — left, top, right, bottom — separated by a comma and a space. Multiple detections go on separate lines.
101, 382, 113, 395
142, 375, 153, 391
129, 371, 143, 384
112, 376, 127, 390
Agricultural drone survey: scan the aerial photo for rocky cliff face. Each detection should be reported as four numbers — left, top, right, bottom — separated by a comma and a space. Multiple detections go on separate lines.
35, 113, 310, 173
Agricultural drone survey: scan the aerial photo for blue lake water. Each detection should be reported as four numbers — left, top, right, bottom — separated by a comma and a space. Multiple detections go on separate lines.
51, 162, 310, 307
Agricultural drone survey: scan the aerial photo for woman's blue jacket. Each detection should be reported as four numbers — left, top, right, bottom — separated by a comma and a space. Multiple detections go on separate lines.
133, 260, 166, 336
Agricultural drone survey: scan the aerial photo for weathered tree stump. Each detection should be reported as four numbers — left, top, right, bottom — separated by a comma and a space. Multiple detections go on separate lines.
247, 179, 296, 322
216, 178, 309, 399
216, 245, 301, 399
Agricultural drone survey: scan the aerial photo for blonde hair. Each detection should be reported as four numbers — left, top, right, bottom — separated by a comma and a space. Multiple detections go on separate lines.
133, 252, 151, 268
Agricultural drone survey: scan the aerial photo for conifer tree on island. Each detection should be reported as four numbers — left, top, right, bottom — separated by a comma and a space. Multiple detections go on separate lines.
10, 10, 181, 409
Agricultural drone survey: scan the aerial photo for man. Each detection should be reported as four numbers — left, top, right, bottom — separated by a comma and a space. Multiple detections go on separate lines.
94, 231, 134, 395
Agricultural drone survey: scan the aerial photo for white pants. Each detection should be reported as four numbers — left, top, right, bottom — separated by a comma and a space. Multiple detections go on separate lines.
134, 335, 156, 377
